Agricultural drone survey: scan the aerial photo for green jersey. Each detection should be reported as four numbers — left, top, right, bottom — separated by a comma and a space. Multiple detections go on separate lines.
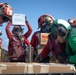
66, 28, 76, 67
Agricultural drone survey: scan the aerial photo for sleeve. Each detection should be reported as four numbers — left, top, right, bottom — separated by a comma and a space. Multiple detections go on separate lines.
5, 21, 12, 40
40, 39, 52, 58
25, 39, 30, 45
30, 32, 35, 47
30, 32, 39, 51
24, 21, 32, 38
68, 37, 76, 64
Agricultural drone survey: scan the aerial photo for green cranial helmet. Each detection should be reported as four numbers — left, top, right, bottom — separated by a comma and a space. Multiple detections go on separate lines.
54, 19, 71, 30
50, 19, 71, 39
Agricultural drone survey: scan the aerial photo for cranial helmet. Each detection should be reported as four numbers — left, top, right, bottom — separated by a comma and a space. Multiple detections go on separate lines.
50, 19, 71, 39
0, 3, 13, 22
68, 18, 75, 24
38, 14, 55, 29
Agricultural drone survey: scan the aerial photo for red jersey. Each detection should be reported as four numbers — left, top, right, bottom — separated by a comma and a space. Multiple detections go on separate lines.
40, 35, 66, 58
31, 31, 40, 51
6, 21, 32, 61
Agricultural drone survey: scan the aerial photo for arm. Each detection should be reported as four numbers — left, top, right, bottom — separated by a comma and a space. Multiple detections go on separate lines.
24, 21, 32, 38
5, 21, 12, 40
34, 38, 51, 62
40, 39, 51, 58
25, 39, 30, 45
30, 32, 39, 51
68, 37, 76, 64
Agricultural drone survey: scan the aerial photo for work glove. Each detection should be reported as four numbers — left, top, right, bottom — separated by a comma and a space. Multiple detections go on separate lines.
56, 52, 69, 64
34, 54, 42, 62
25, 16, 28, 23
8, 18, 12, 23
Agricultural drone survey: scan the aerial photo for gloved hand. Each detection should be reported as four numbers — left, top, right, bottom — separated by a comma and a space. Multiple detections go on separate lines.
8, 20, 12, 25
56, 52, 69, 64
34, 54, 42, 62
8, 18, 12, 22
25, 16, 28, 23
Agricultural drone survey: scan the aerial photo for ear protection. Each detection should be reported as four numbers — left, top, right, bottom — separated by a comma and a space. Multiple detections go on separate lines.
54, 24, 67, 37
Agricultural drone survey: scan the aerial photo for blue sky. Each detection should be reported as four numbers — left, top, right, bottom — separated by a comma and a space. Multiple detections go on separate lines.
0, 0, 76, 47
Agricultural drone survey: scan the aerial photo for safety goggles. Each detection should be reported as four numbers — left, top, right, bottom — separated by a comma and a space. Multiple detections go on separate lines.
2, 16, 9, 22
14, 28, 22, 32
42, 20, 52, 27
